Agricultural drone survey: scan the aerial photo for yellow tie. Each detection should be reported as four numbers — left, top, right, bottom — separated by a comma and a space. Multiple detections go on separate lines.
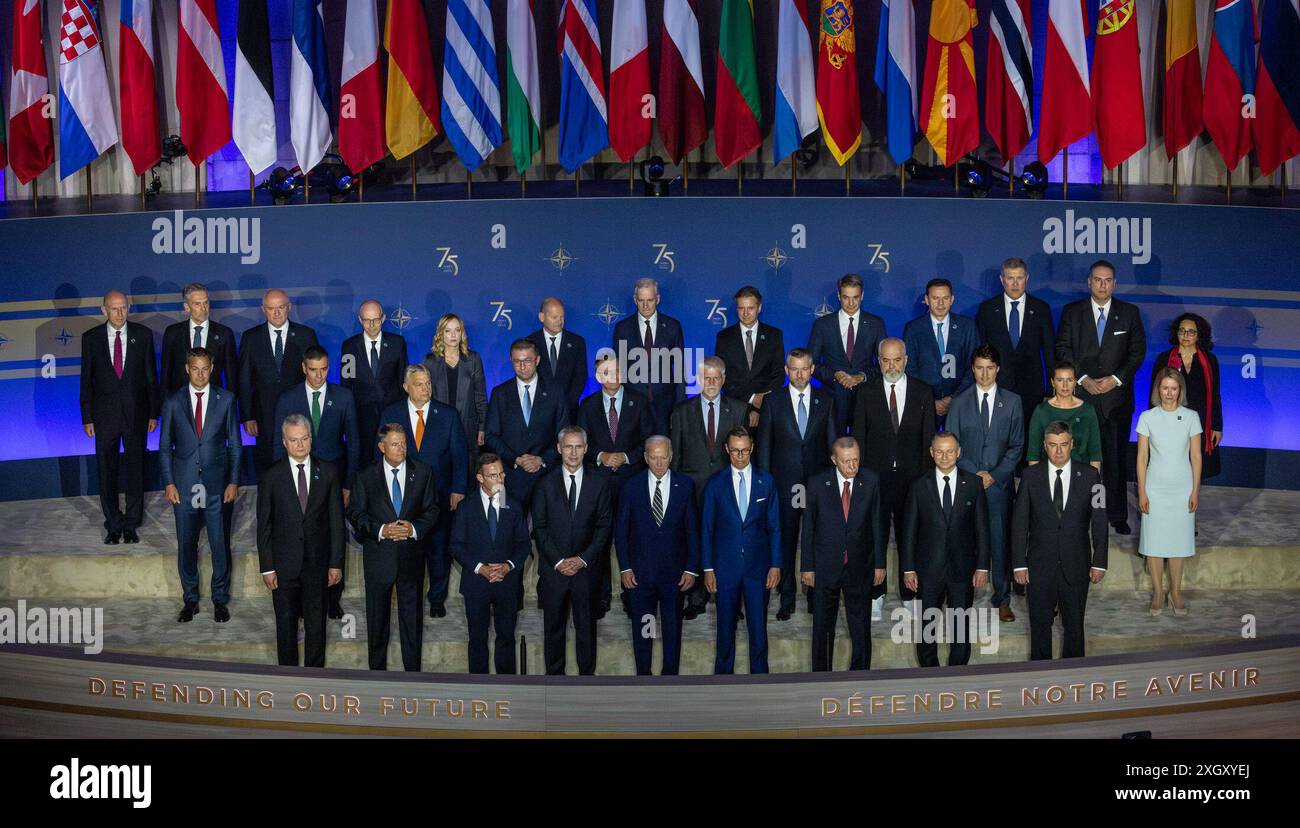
415, 409, 426, 452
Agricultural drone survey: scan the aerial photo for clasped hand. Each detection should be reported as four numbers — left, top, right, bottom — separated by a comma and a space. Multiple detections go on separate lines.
382, 520, 414, 541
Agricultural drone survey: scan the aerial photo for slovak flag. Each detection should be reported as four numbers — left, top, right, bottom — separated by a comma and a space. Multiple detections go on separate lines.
119, 0, 160, 175
57, 0, 119, 178
1203, 0, 1256, 172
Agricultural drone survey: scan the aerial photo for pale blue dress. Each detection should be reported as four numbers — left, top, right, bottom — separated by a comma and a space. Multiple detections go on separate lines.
1136, 406, 1202, 558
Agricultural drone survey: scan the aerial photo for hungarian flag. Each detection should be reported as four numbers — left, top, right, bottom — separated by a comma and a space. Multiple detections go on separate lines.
119, 0, 160, 175
9, 0, 54, 184
658, 0, 706, 164
1092, 0, 1145, 169
1255, 0, 1300, 176
1203, 0, 1256, 172
177, 0, 231, 164
714, 0, 761, 168
816, 0, 861, 166
1038, 0, 1091, 162
920, 0, 979, 167
1163, 0, 1202, 158
384, 0, 441, 160
986, 0, 1033, 162
339, 0, 385, 174
609, 0, 650, 161
505, 0, 541, 173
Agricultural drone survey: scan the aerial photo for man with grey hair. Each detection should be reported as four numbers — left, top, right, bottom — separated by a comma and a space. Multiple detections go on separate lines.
612, 277, 686, 433
238, 288, 320, 474
162, 282, 237, 394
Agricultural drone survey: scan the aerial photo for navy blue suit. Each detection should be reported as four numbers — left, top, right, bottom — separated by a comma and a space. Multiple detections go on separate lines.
273, 382, 361, 487
615, 471, 700, 675
451, 492, 532, 674
484, 377, 569, 512
237, 321, 319, 474
701, 466, 782, 674
340, 331, 408, 467
611, 312, 687, 433
158, 385, 242, 605
527, 327, 589, 423
902, 313, 979, 407
379, 398, 468, 608
807, 310, 886, 434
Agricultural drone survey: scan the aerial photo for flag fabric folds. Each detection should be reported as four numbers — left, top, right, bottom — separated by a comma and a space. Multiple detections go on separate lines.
385, 0, 441, 160
233, 0, 276, 175
920, 0, 979, 167
290, 0, 332, 173
1038, 0, 1091, 162
8, 0, 53, 184
119, 0, 160, 175
557, 0, 609, 172
1092, 0, 1146, 169
505, 0, 541, 173
658, 0, 706, 164
1203, 0, 1256, 172
714, 0, 762, 168
57, 0, 118, 178
441, 0, 503, 172
773, 0, 816, 165
609, 0, 650, 161
873, 0, 918, 165
177, 0, 230, 165
339, 0, 385, 173
986, 0, 1033, 162
816, 0, 861, 166
1255, 0, 1300, 175
1163, 0, 1202, 158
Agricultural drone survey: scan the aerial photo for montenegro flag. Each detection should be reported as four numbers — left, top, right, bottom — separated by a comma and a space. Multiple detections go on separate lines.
384, 0, 441, 160
816, 0, 861, 166
920, 0, 979, 167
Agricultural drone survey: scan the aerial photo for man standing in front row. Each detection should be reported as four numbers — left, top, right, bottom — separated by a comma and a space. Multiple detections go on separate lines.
257, 415, 344, 667
702, 428, 782, 674
158, 348, 240, 623
1012, 422, 1108, 660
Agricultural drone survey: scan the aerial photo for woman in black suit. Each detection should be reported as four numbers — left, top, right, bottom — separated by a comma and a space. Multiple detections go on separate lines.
423, 313, 488, 487
1150, 313, 1223, 479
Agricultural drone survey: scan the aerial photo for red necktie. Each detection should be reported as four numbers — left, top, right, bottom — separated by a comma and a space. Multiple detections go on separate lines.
707, 400, 716, 452
194, 392, 204, 439
841, 481, 852, 564
113, 329, 123, 379
845, 317, 855, 363
889, 383, 900, 432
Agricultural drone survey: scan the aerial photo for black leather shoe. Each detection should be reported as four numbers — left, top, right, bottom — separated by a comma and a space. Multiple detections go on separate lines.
1111, 520, 1132, 535
329, 600, 344, 620
1011, 583, 1026, 596
178, 603, 198, 623
214, 603, 230, 623
121, 529, 140, 544
429, 603, 446, 619
683, 604, 703, 621
776, 607, 793, 621
104, 531, 121, 545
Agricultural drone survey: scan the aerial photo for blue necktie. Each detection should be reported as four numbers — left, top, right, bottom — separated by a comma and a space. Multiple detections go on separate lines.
1008, 301, 1020, 350
796, 392, 808, 438
1096, 308, 1106, 346
522, 383, 532, 427
273, 329, 284, 373
193, 325, 202, 349
390, 468, 403, 516
936, 321, 946, 358
737, 473, 748, 521
488, 497, 498, 540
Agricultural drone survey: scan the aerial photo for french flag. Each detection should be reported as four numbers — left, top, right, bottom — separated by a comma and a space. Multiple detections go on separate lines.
58, 0, 119, 178
608, 0, 650, 161
119, 0, 159, 175
1203, 0, 1256, 172
339, 0, 385, 173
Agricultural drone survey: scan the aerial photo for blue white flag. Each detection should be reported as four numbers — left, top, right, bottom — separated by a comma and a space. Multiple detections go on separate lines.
58, 0, 119, 178
773, 0, 816, 164
441, 0, 503, 171
873, 0, 918, 165
290, 0, 332, 172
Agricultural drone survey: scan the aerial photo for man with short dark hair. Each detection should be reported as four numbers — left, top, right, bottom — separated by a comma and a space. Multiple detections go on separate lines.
902, 278, 979, 425
715, 286, 786, 429
807, 273, 887, 434
485, 339, 569, 514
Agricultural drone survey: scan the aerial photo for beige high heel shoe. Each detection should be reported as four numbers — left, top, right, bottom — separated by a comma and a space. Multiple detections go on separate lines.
1172, 597, 1189, 617
1149, 593, 1164, 617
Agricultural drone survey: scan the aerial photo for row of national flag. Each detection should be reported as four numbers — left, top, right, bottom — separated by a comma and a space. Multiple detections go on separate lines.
5, 1, 1300, 187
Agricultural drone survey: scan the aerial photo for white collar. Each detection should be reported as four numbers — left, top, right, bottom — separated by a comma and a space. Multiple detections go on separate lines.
931, 313, 950, 327
835, 470, 854, 490
1091, 298, 1112, 314
935, 467, 957, 486
740, 321, 759, 335
268, 321, 289, 334
383, 460, 405, 477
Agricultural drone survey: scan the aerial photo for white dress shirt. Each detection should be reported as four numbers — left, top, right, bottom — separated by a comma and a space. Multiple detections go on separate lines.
1003, 294, 1025, 341
306, 382, 328, 410
545, 330, 564, 357
731, 465, 751, 513
263, 455, 311, 575
407, 398, 430, 432
975, 383, 998, 428
739, 322, 760, 402
932, 467, 988, 574
555, 465, 587, 570
884, 374, 908, 420
931, 314, 951, 351
380, 461, 417, 542
267, 321, 289, 351
187, 383, 211, 432
188, 319, 207, 349
837, 309, 861, 355
789, 383, 812, 420
1013, 459, 1104, 572
1082, 300, 1122, 387
474, 488, 514, 573
598, 386, 627, 464
637, 313, 658, 345
107, 323, 128, 363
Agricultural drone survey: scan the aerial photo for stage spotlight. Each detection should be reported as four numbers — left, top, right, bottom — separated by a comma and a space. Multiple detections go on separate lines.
795, 137, 820, 171
962, 159, 993, 198
313, 155, 356, 203
1020, 161, 1049, 199
639, 155, 669, 197
161, 135, 187, 161
266, 166, 299, 205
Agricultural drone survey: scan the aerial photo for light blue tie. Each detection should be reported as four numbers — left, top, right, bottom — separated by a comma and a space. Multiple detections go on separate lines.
737, 472, 748, 521
192, 325, 202, 349
522, 383, 532, 427
796, 392, 808, 438
1096, 308, 1106, 346
390, 468, 403, 516
936, 321, 946, 357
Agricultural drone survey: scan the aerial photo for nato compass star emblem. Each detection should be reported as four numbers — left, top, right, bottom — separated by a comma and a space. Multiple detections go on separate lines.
0, 332, 8, 350
54, 328, 76, 347
813, 298, 835, 318
763, 244, 790, 270
547, 244, 576, 272
594, 300, 622, 329
389, 304, 415, 333
1246, 319, 1265, 338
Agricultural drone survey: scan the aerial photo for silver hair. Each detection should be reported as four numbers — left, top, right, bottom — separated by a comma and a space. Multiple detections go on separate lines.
403, 363, 431, 383
633, 277, 659, 295
281, 413, 312, 436
645, 434, 672, 453
182, 283, 208, 302
701, 355, 727, 376
557, 425, 588, 444
878, 336, 906, 357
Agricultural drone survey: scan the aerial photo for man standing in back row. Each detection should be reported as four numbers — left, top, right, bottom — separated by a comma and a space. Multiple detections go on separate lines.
239, 289, 319, 475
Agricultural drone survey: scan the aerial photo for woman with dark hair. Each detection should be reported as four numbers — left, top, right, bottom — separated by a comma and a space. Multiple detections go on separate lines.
1026, 360, 1102, 469
1150, 313, 1223, 479
423, 313, 487, 488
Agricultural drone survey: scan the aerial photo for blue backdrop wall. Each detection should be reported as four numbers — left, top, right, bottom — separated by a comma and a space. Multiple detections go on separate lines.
0, 196, 1296, 497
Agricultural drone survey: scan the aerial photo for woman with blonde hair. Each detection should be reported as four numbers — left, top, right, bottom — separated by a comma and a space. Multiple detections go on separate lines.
423, 313, 487, 486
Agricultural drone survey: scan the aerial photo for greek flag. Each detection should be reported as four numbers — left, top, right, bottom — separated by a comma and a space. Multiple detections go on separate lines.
441, 0, 503, 172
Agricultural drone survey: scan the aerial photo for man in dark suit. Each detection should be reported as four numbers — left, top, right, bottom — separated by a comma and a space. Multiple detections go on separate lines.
902, 278, 979, 424
611, 277, 686, 433
379, 364, 468, 619
702, 428, 782, 674
755, 348, 836, 620
340, 299, 408, 468
807, 273, 886, 435
346, 424, 439, 671
800, 438, 886, 672
976, 258, 1055, 450
1012, 422, 1109, 660
484, 339, 569, 514
944, 345, 1025, 623
527, 297, 589, 423
238, 288, 319, 475
851, 337, 935, 617
716, 286, 786, 429
161, 283, 237, 394
1055, 260, 1147, 534
615, 436, 701, 675
669, 356, 746, 619
80, 290, 160, 545
157, 348, 241, 622
900, 432, 991, 667
530, 426, 612, 675
256, 415, 345, 667
451, 453, 533, 674
578, 354, 652, 618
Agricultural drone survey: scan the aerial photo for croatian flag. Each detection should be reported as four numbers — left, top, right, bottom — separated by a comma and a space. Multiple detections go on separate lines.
873, 0, 917, 165
119, 0, 160, 175
291, 0, 333, 173
773, 0, 816, 164
441, 0, 503, 171
557, 0, 608, 172
58, 0, 119, 178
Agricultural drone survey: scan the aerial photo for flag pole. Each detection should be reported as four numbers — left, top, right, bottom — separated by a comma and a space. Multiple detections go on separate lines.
899, 165, 904, 196
195, 159, 202, 207
1062, 149, 1069, 200
1008, 158, 1014, 195
359, 168, 365, 201
737, 160, 743, 196
845, 162, 850, 197
1117, 161, 1123, 201
467, 168, 472, 200
1172, 154, 1178, 200
576, 164, 581, 196
31, 174, 37, 211
140, 173, 146, 209
411, 156, 417, 200
683, 158, 689, 194
1226, 164, 1232, 203
629, 154, 634, 196
1282, 164, 1288, 201
521, 169, 526, 198
249, 171, 255, 206
304, 168, 311, 202
86, 168, 92, 211
954, 163, 959, 195
791, 158, 797, 196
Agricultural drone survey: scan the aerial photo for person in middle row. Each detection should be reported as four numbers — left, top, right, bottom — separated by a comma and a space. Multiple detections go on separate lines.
423, 313, 488, 491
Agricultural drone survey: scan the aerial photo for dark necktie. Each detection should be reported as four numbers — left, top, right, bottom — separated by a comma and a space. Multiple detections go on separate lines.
643, 319, 654, 351
608, 396, 619, 444
194, 391, 204, 439
1054, 468, 1065, 517
113, 329, 124, 379
273, 328, 284, 373
841, 481, 852, 564
845, 316, 855, 363
297, 463, 309, 512
549, 336, 559, 376
706, 400, 716, 452
744, 328, 755, 369
369, 340, 379, 378
652, 479, 664, 526
942, 474, 952, 518
488, 497, 498, 540
193, 325, 203, 349
1008, 300, 1021, 350
889, 383, 900, 432
981, 392, 991, 429
568, 473, 578, 514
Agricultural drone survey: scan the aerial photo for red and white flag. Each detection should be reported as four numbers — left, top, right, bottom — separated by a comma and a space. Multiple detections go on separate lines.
609, 0, 650, 161
8, 0, 54, 184
657, 0, 705, 164
339, 0, 385, 172
119, 0, 160, 175
1038, 0, 1092, 162
177, 0, 230, 164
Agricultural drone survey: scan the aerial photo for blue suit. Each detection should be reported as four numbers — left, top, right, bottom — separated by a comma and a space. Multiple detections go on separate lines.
451, 493, 532, 674
380, 398, 468, 608
484, 378, 569, 512
807, 309, 886, 434
945, 384, 1024, 609
273, 382, 362, 488
158, 385, 242, 605
902, 312, 980, 405
701, 466, 782, 674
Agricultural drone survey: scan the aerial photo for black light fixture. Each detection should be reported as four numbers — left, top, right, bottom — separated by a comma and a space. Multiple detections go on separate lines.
795, 136, 820, 171
1020, 160, 1049, 198
265, 166, 300, 205
161, 134, 187, 161
312, 154, 356, 202
639, 155, 668, 197
962, 159, 994, 197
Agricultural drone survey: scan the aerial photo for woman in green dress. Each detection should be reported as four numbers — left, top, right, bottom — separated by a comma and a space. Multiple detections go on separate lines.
1027, 361, 1102, 470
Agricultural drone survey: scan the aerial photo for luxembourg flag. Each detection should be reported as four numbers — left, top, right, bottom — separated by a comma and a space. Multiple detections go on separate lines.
57, 0, 119, 178
290, 0, 333, 173
442, 0, 503, 171
557, 0, 609, 172
119, 0, 160, 175
773, 0, 816, 164
873, 0, 917, 165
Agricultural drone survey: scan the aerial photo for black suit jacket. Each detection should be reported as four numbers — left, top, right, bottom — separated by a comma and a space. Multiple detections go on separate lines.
341, 331, 408, 416
977, 293, 1055, 405
256, 456, 346, 580
715, 322, 786, 409
578, 387, 652, 487
1011, 461, 1109, 585
800, 468, 886, 587
530, 466, 613, 569
900, 469, 991, 585
484, 377, 570, 496
346, 459, 439, 584
451, 492, 532, 596
669, 394, 747, 499
80, 321, 160, 429
237, 321, 320, 429
161, 319, 237, 394
851, 376, 935, 479
527, 328, 588, 422
755, 385, 836, 493
611, 312, 687, 405
1054, 297, 1146, 418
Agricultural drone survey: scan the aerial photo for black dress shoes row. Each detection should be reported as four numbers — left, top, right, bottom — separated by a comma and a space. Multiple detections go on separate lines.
214, 603, 230, 623
1111, 520, 1132, 535
428, 603, 446, 619
776, 606, 794, 621
104, 531, 120, 545
177, 602, 198, 623
122, 529, 140, 544
683, 603, 703, 621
